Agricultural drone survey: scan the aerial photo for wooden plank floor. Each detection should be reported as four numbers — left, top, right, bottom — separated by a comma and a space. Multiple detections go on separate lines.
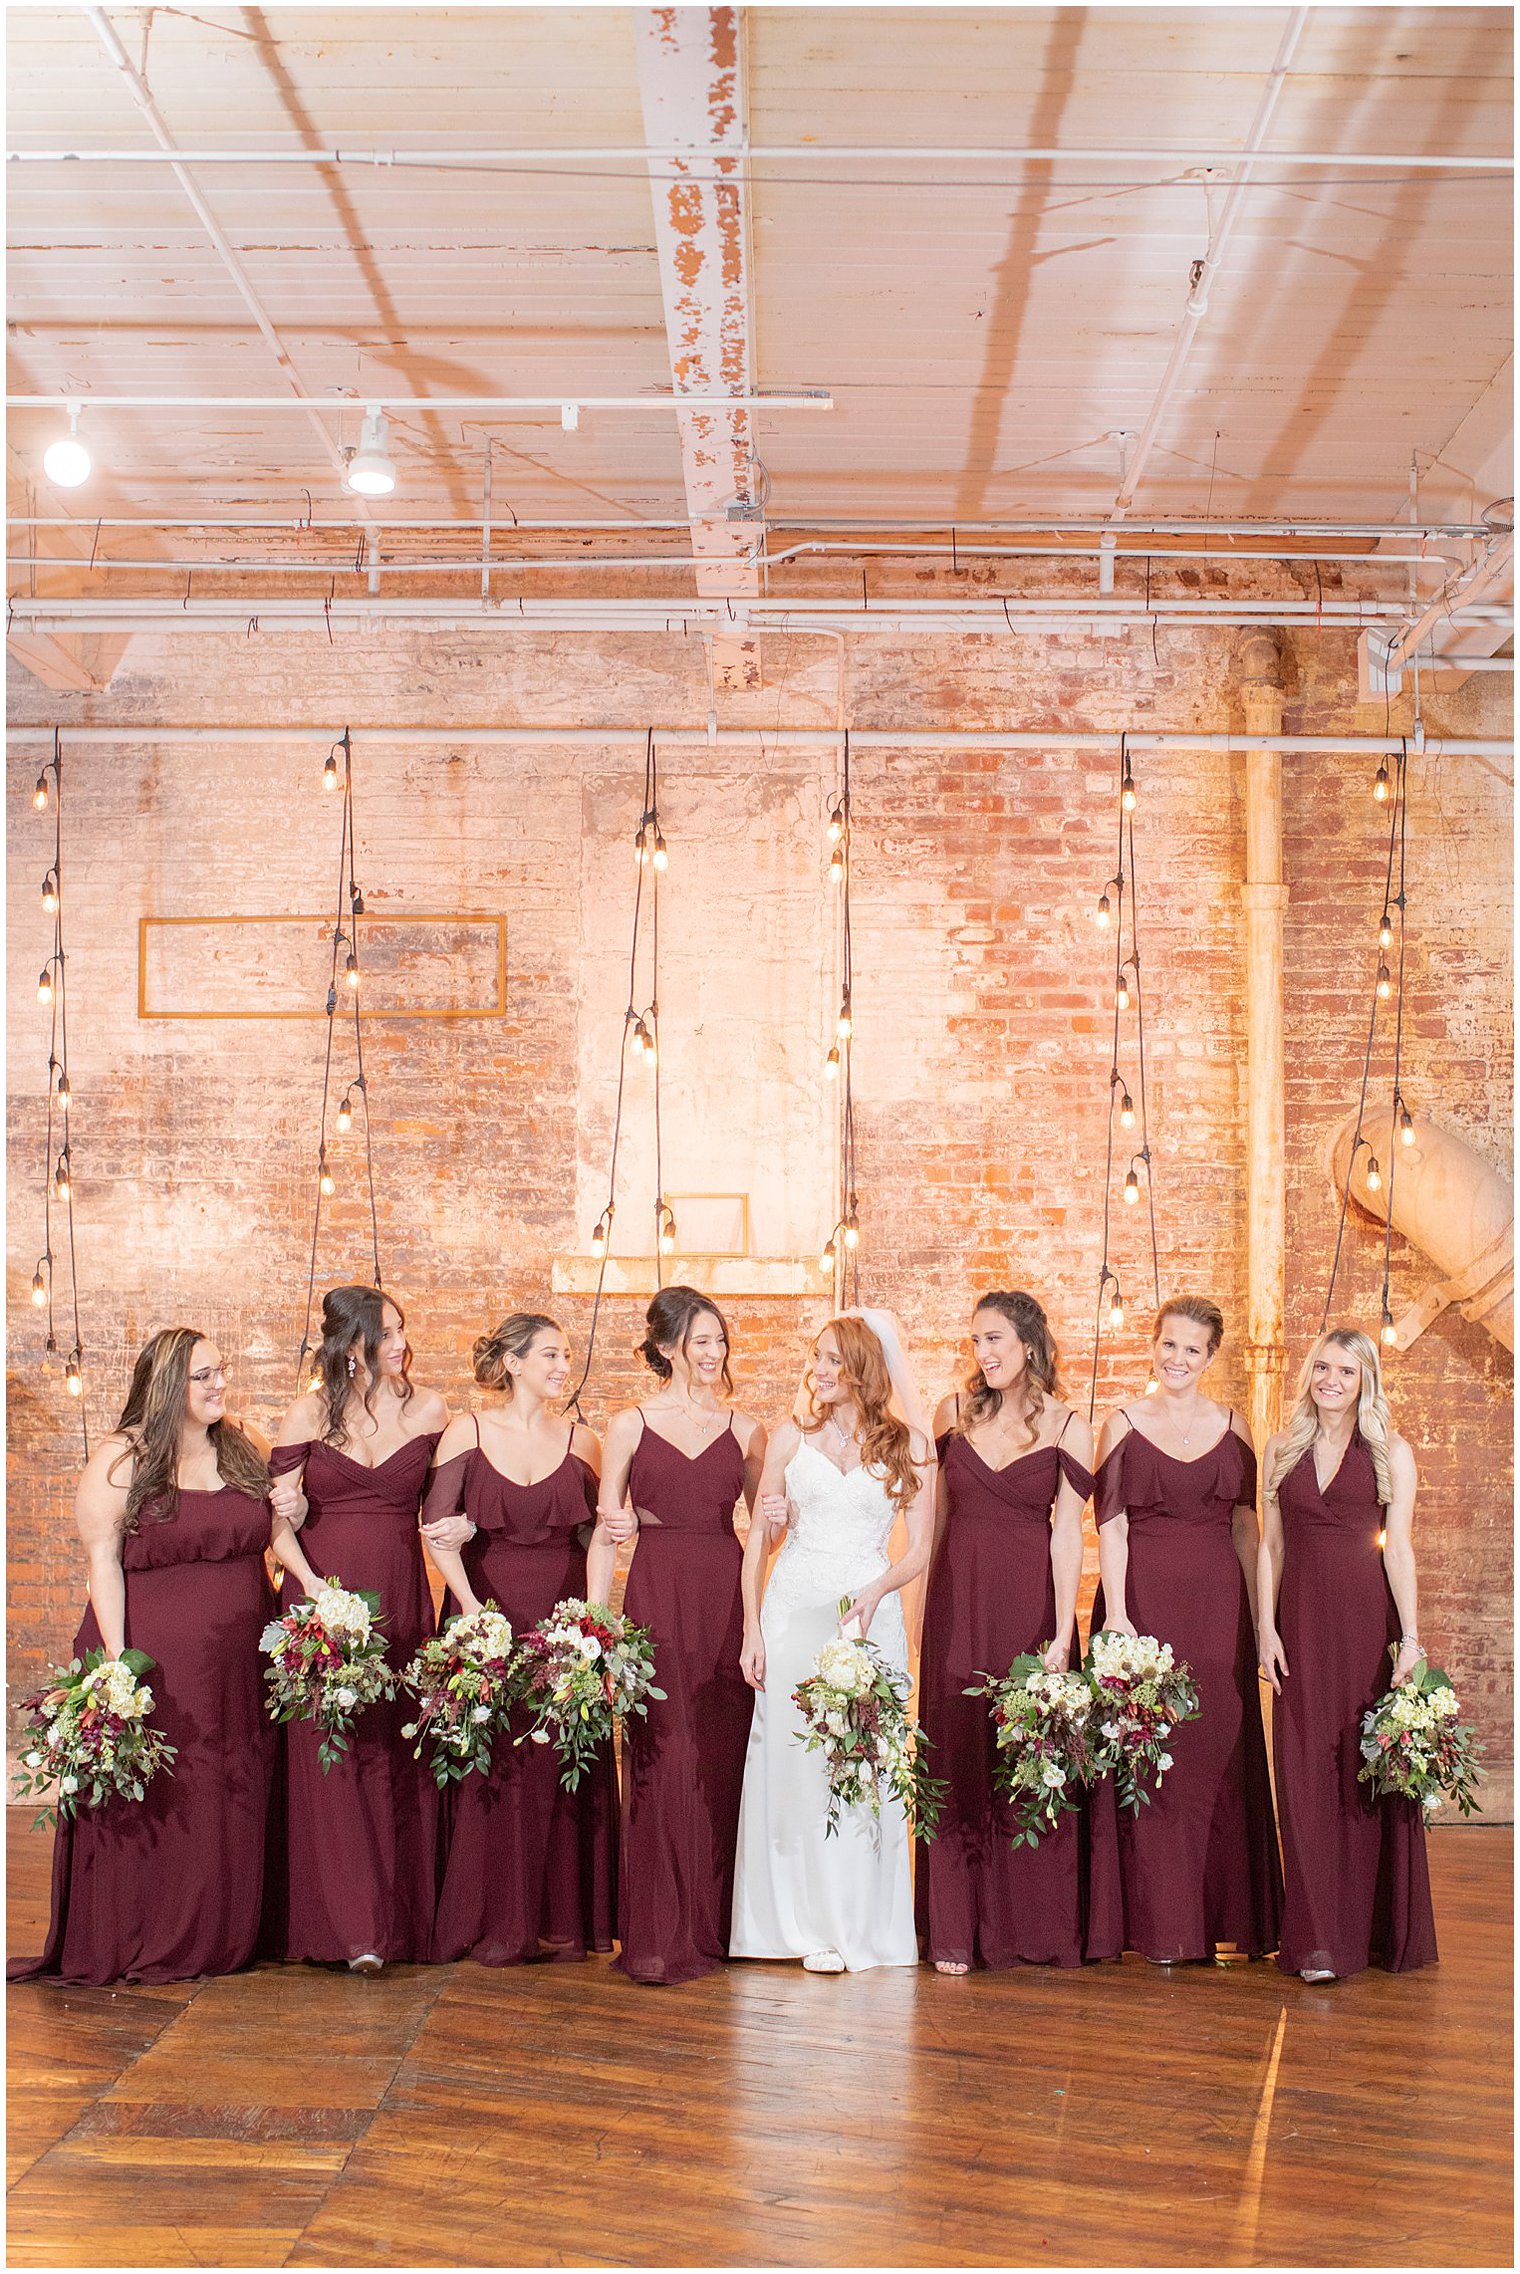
7, 1813, 1511, 2268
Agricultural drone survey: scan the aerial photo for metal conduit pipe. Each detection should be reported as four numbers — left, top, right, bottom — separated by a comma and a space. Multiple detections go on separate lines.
7, 516, 1493, 540
4, 549, 1460, 576
1328, 1102, 1514, 1353
8, 144, 1508, 171
6, 726, 1512, 757
11, 597, 1494, 624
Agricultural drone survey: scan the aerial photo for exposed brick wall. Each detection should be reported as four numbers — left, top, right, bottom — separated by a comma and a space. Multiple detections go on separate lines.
7, 601, 1512, 1811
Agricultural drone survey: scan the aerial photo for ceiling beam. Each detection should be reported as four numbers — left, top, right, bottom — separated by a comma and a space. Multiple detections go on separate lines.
635, 5, 762, 689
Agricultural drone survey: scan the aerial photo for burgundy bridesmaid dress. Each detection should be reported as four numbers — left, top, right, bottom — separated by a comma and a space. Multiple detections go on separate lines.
10, 1487, 277, 1986
1273, 1431, 1437, 1976
916, 1414, 1119, 1968
262, 1431, 441, 1965
615, 1412, 753, 1984
1092, 1415, 1282, 1961
424, 1420, 617, 1965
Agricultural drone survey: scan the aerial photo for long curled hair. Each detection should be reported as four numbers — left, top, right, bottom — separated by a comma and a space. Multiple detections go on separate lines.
107, 1326, 270, 1530
1268, 1328, 1394, 1505
473, 1311, 561, 1395
315, 1285, 413, 1447
957, 1289, 1061, 1437
639, 1285, 735, 1398
802, 1315, 921, 1513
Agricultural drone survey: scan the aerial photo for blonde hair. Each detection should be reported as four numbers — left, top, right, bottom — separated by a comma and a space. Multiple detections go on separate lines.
1268, 1328, 1394, 1504
1153, 1294, 1225, 1356
802, 1315, 921, 1513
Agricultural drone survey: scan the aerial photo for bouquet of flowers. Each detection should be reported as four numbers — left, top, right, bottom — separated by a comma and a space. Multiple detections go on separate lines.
512, 1597, 664, 1792
11, 1647, 177, 1828
260, 1578, 396, 1772
1359, 1655, 1482, 1819
965, 1650, 1099, 1846
793, 1606, 944, 1842
1086, 1628, 1200, 1811
399, 1604, 518, 1787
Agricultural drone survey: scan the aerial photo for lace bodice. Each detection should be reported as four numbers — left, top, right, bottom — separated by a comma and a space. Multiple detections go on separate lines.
767, 1435, 902, 1617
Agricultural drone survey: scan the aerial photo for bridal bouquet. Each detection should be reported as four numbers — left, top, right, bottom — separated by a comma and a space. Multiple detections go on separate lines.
260, 1578, 396, 1772
1086, 1628, 1200, 1811
1358, 1656, 1482, 1819
793, 1608, 944, 1842
965, 1652, 1099, 1846
11, 1647, 177, 1828
400, 1604, 518, 1787
512, 1597, 664, 1792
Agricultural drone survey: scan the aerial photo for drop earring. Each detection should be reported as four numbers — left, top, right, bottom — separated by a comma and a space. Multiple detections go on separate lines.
347, 1354, 357, 1378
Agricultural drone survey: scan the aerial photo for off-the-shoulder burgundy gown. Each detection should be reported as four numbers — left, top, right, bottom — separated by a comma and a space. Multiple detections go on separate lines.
917, 1412, 1119, 1969
261, 1430, 440, 1965
10, 1486, 277, 1985
615, 1413, 753, 1984
423, 1420, 617, 1964
1092, 1414, 1281, 1961
1273, 1431, 1437, 1976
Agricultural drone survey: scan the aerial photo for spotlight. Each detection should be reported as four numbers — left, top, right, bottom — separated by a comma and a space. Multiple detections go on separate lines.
344, 405, 397, 498
43, 405, 91, 490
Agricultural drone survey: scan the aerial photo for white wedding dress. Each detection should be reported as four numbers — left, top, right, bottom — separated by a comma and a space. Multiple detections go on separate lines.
729, 1435, 918, 1971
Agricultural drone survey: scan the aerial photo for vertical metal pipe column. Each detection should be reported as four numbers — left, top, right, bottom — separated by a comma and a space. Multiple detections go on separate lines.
1239, 632, 1288, 1449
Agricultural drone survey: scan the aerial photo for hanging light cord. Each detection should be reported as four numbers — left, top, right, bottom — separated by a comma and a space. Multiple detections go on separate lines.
566, 729, 656, 1418
1126, 798, 1163, 1309
295, 729, 382, 1387
1379, 756, 1412, 1328
1087, 744, 1128, 1423
1322, 742, 1406, 1328
649, 732, 666, 1292
38, 729, 88, 1453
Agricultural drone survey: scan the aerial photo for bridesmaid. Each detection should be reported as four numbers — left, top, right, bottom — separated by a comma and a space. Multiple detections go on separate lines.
590, 1285, 765, 1984
10, 1328, 279, 1985
917, 1290, 1116, 1972
263, 1285, 447, 1971
419, 1311, 617, 1965
1258, 1327, 1436, 1981
1093, 1296, 1281, 1963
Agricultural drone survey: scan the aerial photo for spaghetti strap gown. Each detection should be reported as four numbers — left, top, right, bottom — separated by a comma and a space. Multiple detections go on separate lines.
9, 1487, 277, 1986
1273, 1432, 1437, 1976
262, 1431, 441, 1965
615, 1412, 753, 1984
1092, 1416, 1282, 1961
916, 1418, 1120, 1969
423, 1423, 617, 1965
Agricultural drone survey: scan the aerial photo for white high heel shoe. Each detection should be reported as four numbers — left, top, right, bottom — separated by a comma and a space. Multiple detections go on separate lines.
802, 1949, 845, 1974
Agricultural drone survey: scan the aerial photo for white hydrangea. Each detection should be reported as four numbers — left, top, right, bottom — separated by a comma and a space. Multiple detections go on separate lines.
314, 1585, 372, 1642
815, 1637, 874, 1694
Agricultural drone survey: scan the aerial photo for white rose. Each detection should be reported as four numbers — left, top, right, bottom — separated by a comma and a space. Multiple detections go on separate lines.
530, 1729, 551, 1745
471, 1706, 492, 1723
1041, 1763, 1066, 1788
334, 1686, 357, 1711
1157, 1752, 1173, 1772
23, 1751, 42, 1768
579, 1635, 602, 1662
59, 1774, 78, 1794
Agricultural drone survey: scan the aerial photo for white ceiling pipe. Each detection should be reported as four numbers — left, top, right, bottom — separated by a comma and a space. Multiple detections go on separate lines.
1110, 7, 1309, 524
7, 513, 1492, 539
6, 597, 1455, 626
1384, 531, 1516, 670
7, 547, 1458, 575
8, 144, 1507, 171
7, 391, 833, 412
6, 724, 1511, 756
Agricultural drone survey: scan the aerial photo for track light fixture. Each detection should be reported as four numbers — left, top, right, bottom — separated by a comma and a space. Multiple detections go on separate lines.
344, 405, 397, 498
43, 403, 91, 490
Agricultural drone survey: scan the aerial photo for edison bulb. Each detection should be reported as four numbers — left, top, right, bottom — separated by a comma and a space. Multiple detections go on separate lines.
322, 753, 339, 793
1376, 965, 1391, 1001
842, 1219, 860, 1251
1380, 1317, 1398, 1348
345, 954, 359, 990
30, 1266, 46, 1307
1107, 1299, 1125, 1330
1123, 1169, 1140, 1205
1365, 1155, 1382, 1193
37, 968, 53, 1005
1119, 1092, 1135, 1128
32, 774, 49, 812
336, 1098, 353, 1133
320, 1166, 335, 1197
1096, 892, 1111, 929
652, 832, 668, 872
1120, 773, 1137, 813
1373, 765, 1390, 803
824, 1046, 840, 1080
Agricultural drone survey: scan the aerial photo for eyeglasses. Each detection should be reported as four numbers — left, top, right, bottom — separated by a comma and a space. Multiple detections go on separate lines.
188, 1365, 228, 1386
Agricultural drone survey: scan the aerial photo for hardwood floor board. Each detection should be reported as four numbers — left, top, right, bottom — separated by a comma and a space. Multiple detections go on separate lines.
5, 2221, 305, 2269
6, 2092, 98, 2187
5, 1816, 1510, 2268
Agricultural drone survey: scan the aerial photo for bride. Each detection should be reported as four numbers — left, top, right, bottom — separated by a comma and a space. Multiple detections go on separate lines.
730, 1310, 936, 1974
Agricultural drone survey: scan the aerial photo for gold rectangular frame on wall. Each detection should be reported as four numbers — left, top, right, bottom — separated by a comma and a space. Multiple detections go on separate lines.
137, 913, 507, 1020
664, 1195, 752, 1258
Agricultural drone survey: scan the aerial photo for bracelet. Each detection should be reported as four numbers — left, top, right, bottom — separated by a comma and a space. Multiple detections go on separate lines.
1399, 1635, 1424, 1652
